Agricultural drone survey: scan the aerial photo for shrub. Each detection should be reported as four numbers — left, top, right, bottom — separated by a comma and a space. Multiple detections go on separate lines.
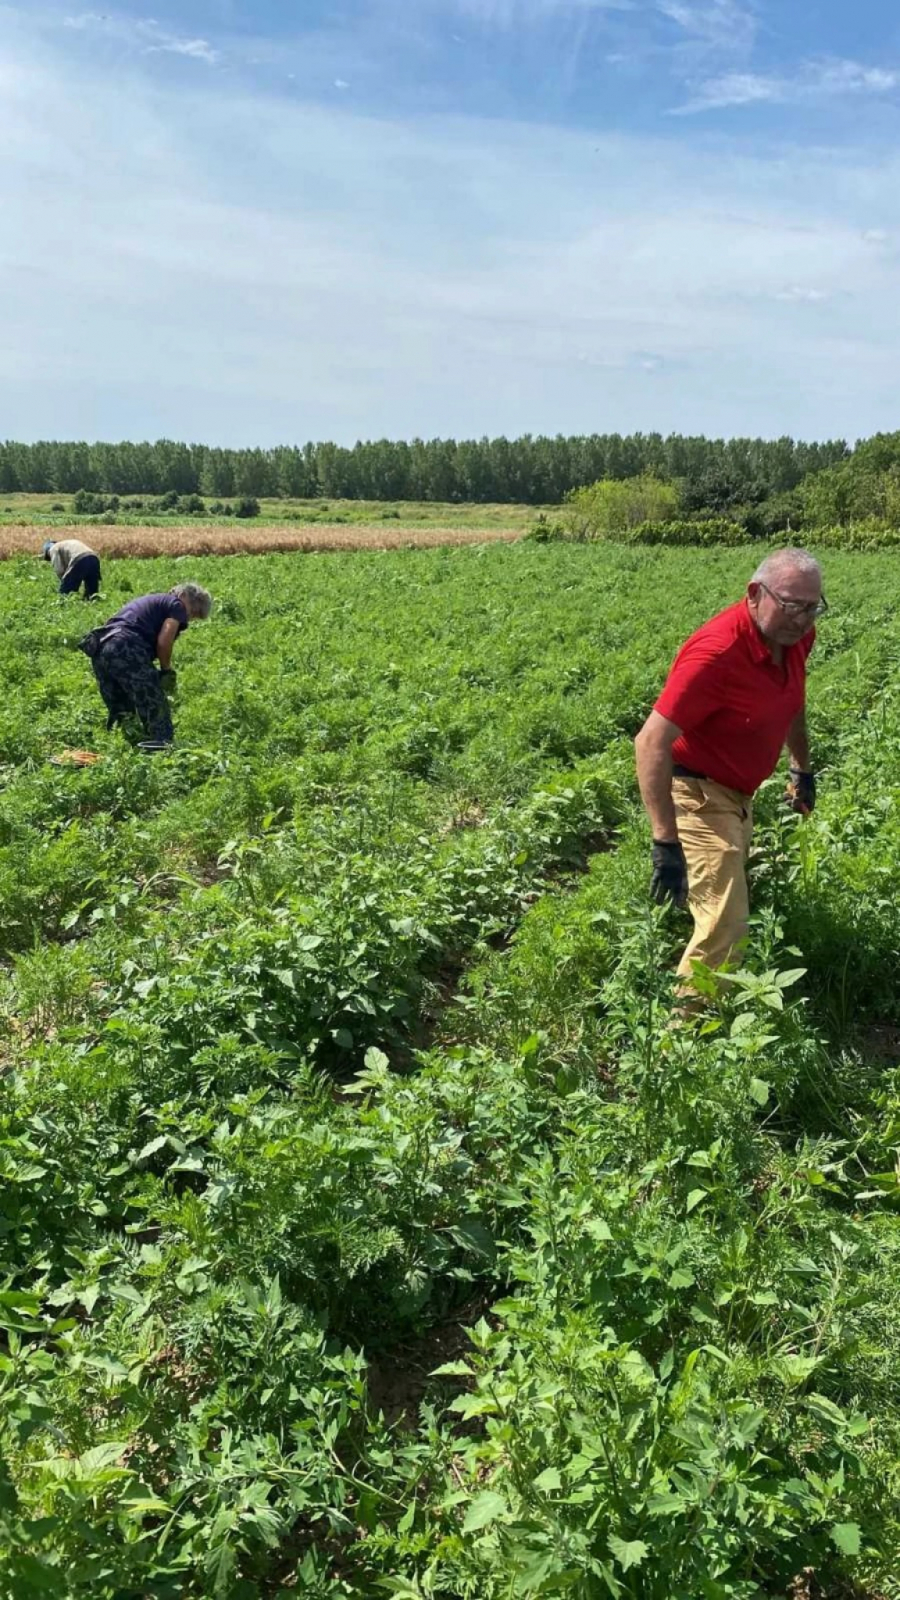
525, 513, 567, 543
73, 489, 119, 515
533, 515, 747, 547
234, 497, 261, 519
807, 519, 900, 552
622, 516, 748, 546
563, 474, 678, 540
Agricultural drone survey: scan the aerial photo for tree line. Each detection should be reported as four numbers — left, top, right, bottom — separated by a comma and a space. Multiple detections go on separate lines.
0, 433, 850, 507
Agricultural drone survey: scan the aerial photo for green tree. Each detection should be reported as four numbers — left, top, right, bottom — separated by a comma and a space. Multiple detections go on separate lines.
563, 474, 679, 539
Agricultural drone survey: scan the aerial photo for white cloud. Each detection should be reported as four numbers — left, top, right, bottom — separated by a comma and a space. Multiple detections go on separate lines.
146, 34, 220, 66
3, 15, 900, 442
678, 55, 900, 112
658, 0, 755, 50
774, 285, 830, 303
680, 70, 774, 107
63, 11, 219, 65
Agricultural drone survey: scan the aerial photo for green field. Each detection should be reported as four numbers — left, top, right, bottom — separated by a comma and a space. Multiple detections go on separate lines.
1, 542, 900, 1597
0, 492, 540, 532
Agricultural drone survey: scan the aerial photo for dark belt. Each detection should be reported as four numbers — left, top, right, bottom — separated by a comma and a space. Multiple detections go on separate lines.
673, 765, 751, 814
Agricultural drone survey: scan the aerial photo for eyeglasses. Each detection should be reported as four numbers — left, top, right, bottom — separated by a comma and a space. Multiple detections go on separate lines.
757, 582, 828, 620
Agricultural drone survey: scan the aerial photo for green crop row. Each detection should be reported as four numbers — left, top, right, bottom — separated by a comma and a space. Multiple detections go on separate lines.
0, 543, 899, 1596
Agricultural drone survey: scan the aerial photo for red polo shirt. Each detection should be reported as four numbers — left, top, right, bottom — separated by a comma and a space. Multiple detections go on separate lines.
654, 600, 814, 796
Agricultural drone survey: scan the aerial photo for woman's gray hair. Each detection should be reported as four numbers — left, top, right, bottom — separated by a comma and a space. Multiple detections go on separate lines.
171, 581, 213, 618
751, 548, 821, 587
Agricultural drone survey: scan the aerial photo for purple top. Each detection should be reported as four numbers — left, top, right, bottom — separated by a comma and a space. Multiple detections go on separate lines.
105, 594, 189, 660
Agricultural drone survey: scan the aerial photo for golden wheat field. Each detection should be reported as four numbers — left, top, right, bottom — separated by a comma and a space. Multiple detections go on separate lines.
3, 522, 521, 560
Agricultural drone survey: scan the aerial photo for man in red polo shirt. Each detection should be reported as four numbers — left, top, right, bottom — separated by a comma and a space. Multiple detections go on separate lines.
634, 548, 824, 988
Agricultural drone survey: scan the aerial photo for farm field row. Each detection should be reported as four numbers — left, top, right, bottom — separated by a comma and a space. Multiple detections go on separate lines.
1, 542, 899, 1597
0, 493, 542, 533
0, 522, 522, 560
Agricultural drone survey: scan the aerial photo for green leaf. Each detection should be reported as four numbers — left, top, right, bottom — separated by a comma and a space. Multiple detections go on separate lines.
668, 1268, 695, 1289
79, 1442, 130, 1474
776, 967, 806, 988
830, 1522, 861, 1556
749, 1077, 770, 1106
135, 1134, 170, 1162
449, 1218, 495, 1257
122, 1491, 172, 1518
0, 1291, 41, 1313
685, 1188, 708, 1213
533, 1466, 562, 1493
449, 1394, 498, 1419
608, 1534, 649, 1571
107, 1282, 148, 1308
462, 1490, 507, 1532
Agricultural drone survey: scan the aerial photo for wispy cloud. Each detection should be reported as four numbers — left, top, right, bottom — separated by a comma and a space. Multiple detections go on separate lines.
63, 12, 219, 66
677, 56, 900, 112
3, 1, 900, 446
146, 34, 220, 66
658, 0, 755, 51
774, 285, 829, 303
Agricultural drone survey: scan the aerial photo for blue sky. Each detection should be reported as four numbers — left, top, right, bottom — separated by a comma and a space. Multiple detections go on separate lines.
2, 1, 900, 446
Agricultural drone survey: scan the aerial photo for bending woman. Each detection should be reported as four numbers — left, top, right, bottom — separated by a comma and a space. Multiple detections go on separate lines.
80, 582, 212, 751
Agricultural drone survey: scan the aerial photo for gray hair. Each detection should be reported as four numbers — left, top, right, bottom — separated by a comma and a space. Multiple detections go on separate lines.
751, 548, 822, 587
171, 581, 213, 618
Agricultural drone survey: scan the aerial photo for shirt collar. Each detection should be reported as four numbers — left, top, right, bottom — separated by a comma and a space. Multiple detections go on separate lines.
739, 598, 776, 665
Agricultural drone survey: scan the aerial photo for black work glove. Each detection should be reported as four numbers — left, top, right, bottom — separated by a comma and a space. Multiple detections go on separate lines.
650, 839, 689, 908
785, 768, 816, 815
158, 668, 177, 693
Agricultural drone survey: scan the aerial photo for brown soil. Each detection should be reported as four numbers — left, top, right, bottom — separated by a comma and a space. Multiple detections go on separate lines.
365, 1295, 492, 1430
5, 522, 520, 560
857, 1021, 900, 1065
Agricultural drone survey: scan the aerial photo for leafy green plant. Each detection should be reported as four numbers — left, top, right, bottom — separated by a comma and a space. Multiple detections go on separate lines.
0, 540, 898, 1594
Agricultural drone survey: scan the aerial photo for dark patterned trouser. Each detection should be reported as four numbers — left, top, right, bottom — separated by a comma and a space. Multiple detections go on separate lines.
92, 632, 174, 742
60, 554, 101, 598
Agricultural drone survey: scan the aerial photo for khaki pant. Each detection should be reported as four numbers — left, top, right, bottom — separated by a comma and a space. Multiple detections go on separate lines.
673, 777, 753, 984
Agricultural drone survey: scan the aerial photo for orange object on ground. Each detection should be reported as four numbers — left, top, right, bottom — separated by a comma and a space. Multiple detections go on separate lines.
49, 749, 102, 767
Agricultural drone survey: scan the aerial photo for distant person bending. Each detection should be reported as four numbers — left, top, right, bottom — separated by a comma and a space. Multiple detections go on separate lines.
634, 548, 824, 995
43, 538, 102, 599
80, 582, 212, 751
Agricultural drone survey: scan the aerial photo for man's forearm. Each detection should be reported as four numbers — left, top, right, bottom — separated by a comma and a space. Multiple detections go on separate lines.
786, 710, 812, 771
636, 743, 678, 842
